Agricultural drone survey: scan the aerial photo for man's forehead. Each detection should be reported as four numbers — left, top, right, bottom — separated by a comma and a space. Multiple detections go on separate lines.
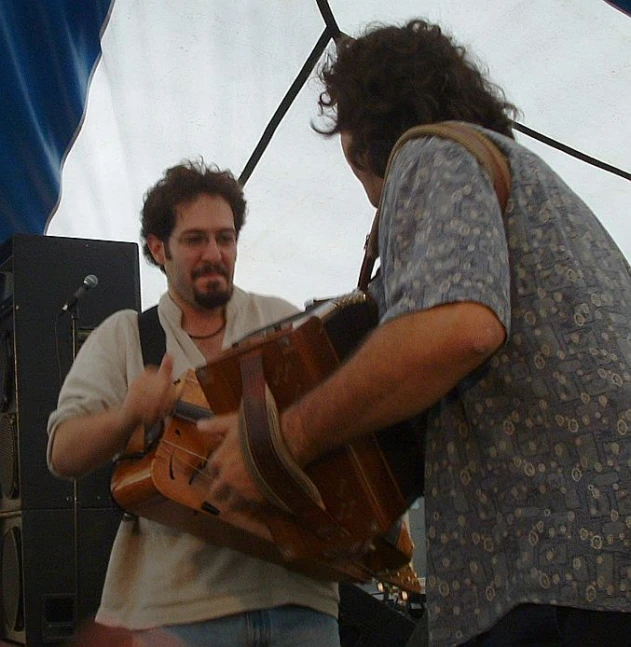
173, 196, 235, 229
176, 222, 235, 231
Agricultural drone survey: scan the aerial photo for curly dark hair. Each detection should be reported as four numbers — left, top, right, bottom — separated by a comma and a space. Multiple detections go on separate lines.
316, 19, 519, 176
140, 159, 246, 269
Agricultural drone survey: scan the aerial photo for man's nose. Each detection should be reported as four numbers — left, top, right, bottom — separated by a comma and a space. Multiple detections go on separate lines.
200, 236, 222, 260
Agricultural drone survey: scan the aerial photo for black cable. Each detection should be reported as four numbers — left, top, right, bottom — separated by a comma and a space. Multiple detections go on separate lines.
239, 28, 333, 186
512, 121, 631, 182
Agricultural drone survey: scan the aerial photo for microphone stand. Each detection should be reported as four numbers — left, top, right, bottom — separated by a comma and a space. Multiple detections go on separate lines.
69, 306, 80, 632
68, 305, 97, 632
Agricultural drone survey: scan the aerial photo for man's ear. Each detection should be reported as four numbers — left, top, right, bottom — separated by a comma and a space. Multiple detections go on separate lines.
146, 234, 167, 266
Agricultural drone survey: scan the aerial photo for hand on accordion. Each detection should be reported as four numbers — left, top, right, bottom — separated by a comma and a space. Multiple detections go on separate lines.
197, 412, 268, 513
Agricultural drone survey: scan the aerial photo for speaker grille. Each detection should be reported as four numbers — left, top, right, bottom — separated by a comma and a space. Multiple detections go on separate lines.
1, 523, 23, 632
0, 413, 18, 500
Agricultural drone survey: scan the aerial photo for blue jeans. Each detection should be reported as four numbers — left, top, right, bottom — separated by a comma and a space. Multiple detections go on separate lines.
460, 603, 631, 646
136, 606, 340, 647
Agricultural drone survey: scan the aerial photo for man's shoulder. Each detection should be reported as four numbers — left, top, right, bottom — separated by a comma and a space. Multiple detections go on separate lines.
84, 308, 141, 349
232, 286, 299, 317
98, 308, 140, 329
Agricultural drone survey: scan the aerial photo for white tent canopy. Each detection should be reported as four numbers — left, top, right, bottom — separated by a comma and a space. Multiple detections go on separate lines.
47, 0, 631, 310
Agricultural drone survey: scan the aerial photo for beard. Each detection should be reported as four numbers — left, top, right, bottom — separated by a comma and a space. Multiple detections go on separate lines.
193, 284, 232, 309
192, 263, 233, 310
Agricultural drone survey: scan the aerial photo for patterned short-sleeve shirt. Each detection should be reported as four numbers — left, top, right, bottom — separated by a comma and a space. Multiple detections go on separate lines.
369, 125, 631, 646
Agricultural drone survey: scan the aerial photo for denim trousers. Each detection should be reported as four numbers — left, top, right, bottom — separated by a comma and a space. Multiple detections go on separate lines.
460, 603, 631, 647
134, 606, 340, 647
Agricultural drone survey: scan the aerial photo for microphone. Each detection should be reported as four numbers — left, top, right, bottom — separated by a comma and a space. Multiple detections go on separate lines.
60, 274, 99, 312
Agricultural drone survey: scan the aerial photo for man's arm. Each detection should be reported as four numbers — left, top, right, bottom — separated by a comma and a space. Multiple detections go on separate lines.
49, 355, 176, 479
281, 300, 506, 467
198, 300, 506, 510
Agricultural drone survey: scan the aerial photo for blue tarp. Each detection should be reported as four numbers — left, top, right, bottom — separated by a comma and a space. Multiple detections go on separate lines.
609, 0, 631, 14
0, 0, 113, 245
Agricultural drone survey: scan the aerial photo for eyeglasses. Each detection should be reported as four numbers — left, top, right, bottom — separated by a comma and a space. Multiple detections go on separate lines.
174, 230, 237, 250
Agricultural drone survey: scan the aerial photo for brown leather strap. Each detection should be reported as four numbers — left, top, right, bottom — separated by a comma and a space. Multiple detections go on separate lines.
358, 121, 512, 290
357, 209, 381, 292
238, 349, 348, 540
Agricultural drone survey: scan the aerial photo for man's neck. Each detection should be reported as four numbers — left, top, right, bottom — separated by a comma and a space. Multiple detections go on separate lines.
167, 289, 226, 336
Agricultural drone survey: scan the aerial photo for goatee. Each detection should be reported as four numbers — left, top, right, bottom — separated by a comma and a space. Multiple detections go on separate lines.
194, 286, 232, 310
191, 263, 232, 310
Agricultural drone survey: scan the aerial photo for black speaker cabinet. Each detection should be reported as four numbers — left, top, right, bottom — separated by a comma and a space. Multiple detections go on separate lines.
0, 234, 141, 512
0, 234, 140, 645
0, 507, 121, 645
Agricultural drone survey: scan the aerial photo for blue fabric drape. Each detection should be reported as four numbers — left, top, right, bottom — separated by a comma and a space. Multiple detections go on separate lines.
607, 0, 631, 15
0, 0, 114, 245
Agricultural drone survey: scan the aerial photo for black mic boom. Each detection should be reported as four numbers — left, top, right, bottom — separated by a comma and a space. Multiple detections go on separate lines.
61, 274, 99, 312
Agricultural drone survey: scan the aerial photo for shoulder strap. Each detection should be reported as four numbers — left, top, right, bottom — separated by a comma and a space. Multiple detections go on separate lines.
137, 305, 166, 367
358, 121, 512, 290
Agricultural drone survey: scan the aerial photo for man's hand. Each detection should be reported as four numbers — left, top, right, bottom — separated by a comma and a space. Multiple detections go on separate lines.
196, 413, 268, 512
50, 354, 177, 479
120, 354, 176, 431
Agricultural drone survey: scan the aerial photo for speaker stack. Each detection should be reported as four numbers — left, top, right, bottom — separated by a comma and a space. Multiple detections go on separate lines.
0, 234, 141, 645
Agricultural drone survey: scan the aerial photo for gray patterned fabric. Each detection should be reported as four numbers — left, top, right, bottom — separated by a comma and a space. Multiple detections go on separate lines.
368, 124, 631, 646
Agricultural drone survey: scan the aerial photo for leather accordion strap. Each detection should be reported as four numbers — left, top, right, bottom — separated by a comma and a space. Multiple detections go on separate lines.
358, 120, 512, 291
238, 348, 348, 539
